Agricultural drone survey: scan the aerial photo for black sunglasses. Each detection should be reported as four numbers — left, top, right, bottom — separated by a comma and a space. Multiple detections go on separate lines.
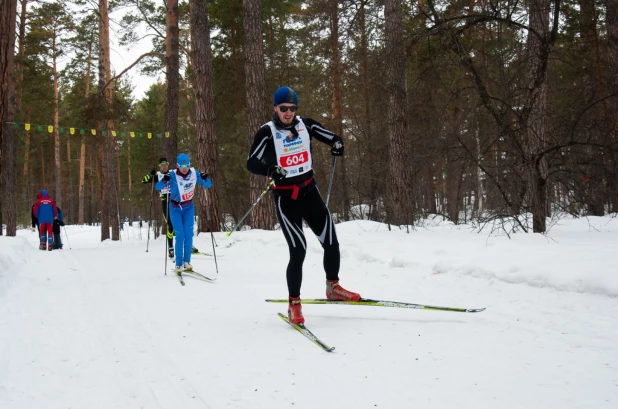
278, 105, 298, 113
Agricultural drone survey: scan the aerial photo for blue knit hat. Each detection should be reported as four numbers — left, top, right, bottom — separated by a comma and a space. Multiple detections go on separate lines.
273, 86, 298, 106
176, 153, 190, 167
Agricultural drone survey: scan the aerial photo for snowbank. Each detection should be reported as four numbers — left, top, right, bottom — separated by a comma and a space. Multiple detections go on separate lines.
0, 236, 40, 297
337, 217, 618, 297
0, 236, 37, 274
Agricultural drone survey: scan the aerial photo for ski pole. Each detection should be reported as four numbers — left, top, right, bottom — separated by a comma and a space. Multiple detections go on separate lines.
164, 192, 170, 276
227, 180, 274, 236
146, 181, 154, 252
62, 225, 72, 249
202, 186, 219, 275
325, 156, 337, 207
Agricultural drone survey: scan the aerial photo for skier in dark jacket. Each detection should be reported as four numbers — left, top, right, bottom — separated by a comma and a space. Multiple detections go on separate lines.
246, 86, 361, 325
31, 204, 39, 230
52, 208, 65, 249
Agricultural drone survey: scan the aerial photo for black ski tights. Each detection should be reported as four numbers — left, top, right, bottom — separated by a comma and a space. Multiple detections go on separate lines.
274, 187, 339, 298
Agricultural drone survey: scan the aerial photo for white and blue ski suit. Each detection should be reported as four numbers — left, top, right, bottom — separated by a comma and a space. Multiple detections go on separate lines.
156, 165, 212, 267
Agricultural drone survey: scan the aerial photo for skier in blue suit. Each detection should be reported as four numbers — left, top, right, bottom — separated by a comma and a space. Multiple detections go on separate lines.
156, 153, 212, 273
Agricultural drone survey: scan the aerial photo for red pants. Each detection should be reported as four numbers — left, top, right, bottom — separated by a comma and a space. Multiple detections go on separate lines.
39, 223, 53, 242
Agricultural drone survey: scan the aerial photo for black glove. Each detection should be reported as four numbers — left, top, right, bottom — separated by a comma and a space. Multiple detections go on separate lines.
331, 140, 344, 156
150, 168, 157, 176
162, 173, 171, 182
269, 166, 288, 182
200, 171, 208, 180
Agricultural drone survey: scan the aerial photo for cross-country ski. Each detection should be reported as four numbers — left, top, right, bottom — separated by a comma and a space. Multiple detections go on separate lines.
266, 298, 485, 313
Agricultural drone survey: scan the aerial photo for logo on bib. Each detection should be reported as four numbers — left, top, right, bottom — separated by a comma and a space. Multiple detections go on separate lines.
283, 133, 302, 148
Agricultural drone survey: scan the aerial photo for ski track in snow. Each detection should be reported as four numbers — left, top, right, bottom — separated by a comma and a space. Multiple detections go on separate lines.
1, 218, 617, 409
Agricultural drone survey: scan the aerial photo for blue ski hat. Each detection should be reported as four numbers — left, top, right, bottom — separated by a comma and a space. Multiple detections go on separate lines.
176, 153, 190, 167
41, 189, 48, 197
273, 86, 298, 106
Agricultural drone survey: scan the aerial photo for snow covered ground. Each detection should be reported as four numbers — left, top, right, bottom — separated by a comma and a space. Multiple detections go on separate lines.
1, 216, 617, 408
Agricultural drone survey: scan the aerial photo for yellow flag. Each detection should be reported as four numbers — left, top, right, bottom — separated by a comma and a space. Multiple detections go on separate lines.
147, 132, 152, 139
70, 128, 75, 135
91, 129, 96, 135
130, 132, 135, 138
165, 132, 170, 138
111, 130, 117, 137
25, 123, 30, 131
48, 126, 53, 133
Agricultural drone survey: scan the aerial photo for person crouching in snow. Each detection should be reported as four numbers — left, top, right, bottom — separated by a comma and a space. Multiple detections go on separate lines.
155, 153, 212, 274
32, 190, 59, 251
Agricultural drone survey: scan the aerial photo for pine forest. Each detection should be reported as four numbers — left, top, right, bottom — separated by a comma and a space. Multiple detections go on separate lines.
1, 0, 617, 239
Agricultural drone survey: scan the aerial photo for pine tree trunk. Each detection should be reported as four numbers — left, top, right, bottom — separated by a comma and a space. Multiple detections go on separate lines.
579, 0, 604, 215
243, 0, 275, 230
15, 0, 27, 113
163, 0, 179, 163
98, 0, 119, 240
359, 0, 379, 220
0, 0, 18, 236
79, 134, 86, 224
525, 0, 551, 232
23, 107, 31, 203
53, 39, 62, 208
39, 132, 45, 185
384, 0, 412, 226
78, 44, 92, 225
190, 0, 222, 232
97, 139, 108, 238
66, 137, 71, 221
329, 0, 349, 220
606, 0, 618, 212
230, 19, 244, 112
127, 135, 132, 221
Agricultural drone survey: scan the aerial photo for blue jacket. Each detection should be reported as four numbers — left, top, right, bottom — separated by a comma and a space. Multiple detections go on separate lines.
32, 190, 58, 224
155, 168, 212, 203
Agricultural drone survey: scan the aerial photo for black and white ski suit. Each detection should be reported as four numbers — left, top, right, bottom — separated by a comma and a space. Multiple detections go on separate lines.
247, 114, 343, 298
142, 170, 174, 248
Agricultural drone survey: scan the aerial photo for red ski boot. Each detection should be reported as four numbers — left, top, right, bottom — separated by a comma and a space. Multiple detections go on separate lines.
288, 297, 305, 324
47, 242, 53, 251
326, 280, 361, 301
